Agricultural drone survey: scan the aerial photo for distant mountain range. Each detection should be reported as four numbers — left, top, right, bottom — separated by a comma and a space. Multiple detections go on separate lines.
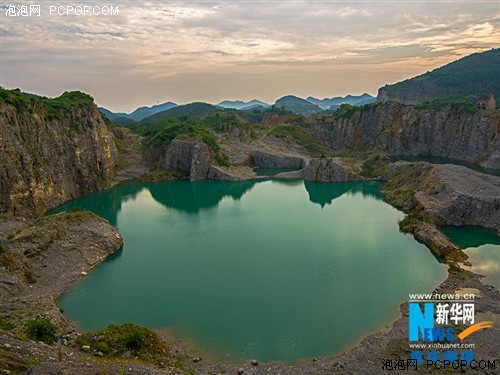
378, 48, 500, 104
127, 102, 177, 121
99, 101, 177, 124
217, 99, 270, 110
100, 93, 377, 122
306, 93, 376, 110
98, 110, 133, 126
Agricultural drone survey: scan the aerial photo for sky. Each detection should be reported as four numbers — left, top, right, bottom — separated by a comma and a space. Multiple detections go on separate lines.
1, 0, 499, 112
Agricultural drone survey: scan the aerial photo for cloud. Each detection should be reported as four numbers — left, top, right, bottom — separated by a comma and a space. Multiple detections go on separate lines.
1, 0, 499, 111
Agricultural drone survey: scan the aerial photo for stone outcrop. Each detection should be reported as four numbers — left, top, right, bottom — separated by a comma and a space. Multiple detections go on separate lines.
251, 151, 307, 169
111, 126, 148, 181
0, 102, 118, 216
0, 211, 122, 329
159, 137, 238, 181
0, 211, 129, 373
311, 103, 500, 169
382, 161, 500, 233
303, 157, 364, 182
410, 222, 464, 261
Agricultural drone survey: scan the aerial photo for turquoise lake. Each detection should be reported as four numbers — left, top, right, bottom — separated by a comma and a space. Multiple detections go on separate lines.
55, 179, 446, 363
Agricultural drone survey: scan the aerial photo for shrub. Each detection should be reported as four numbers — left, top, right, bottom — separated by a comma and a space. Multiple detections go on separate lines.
134, 118, 222, 154
197, 129, 219, 152
0, 316, 15, 331
399, 209, 432, 231
138, 169, 188, 183
43, 91, 94, 120
415, 98, 479, 114
25, 317, 58, 344
333, 104, 360, 119
269, 124, 322, 156
95, 341, 110, 354
0, 88, 31, 109
214, 152, 230, 166
76, 324, 169, 361
361, 153, 390, 178
0, 87, 94, 120
125, 330, 144, 350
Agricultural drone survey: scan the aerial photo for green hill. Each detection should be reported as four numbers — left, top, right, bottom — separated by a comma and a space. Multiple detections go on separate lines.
377, 48, 500, 104
141, 102, 218, 122
0, 88, 95, 120
275, 95, 321, 115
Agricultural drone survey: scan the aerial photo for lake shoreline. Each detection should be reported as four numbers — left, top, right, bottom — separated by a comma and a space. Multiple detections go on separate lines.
2, 222, 497, 374
1, 162, 499, 374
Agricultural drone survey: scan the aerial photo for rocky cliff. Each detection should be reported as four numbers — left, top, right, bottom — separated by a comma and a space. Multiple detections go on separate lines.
311, 103, 500, 168
251, 151, 306, 169
157, 137, 238, 181
382, 162, 500, 233
0, 92, 118, 216
303, 157, 365, 182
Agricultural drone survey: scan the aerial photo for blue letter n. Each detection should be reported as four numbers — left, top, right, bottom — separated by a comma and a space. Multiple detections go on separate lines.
409, 303, 434, 341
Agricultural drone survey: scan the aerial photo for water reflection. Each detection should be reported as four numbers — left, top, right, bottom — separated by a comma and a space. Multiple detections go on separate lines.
147, 180, 258, 213
442, 226, 500, 289
55, 178, 446, 363
50, 181, 144, 226
105, 246, 124, 264
442, 226, 500, 248
254, 168, 301, 176
304, 181, 382, 207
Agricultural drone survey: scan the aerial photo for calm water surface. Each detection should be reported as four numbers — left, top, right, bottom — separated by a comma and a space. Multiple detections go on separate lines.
55, 180, 446, 363
442, 226, 500, 289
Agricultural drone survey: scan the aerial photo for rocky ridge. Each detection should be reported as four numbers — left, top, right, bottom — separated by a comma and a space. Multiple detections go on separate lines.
381, 161, 500, 261
311, 103, 500, 169
382, 162, 500, 232
0, 100, 118, 217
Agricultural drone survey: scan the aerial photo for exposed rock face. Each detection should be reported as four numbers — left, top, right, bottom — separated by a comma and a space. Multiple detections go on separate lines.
410, 222, 464, 261
382, 162, 500, 233
311, 103, 500, 169
111, 126, 147, 181
159, 137, 238, 181
0, 211, 125, 373
0, 103, 118, 216
377, 86, 433, 105
0, 211, 122, 329
303, 158, 364, 182
251, 151, 307, 169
